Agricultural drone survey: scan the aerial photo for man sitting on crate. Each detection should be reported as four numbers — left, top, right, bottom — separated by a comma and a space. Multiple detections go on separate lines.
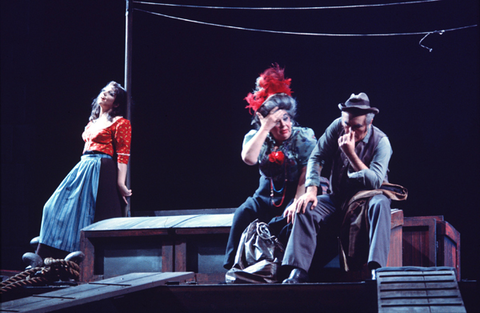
282, 92, 405, 283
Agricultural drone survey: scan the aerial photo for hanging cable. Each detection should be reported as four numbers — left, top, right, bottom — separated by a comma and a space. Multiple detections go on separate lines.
134, 8, 476, 38
132, 0, 441, 10
419, 29, 446, 52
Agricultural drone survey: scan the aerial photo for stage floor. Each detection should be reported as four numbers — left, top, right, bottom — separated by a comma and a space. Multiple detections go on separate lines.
1, 272, 477, 313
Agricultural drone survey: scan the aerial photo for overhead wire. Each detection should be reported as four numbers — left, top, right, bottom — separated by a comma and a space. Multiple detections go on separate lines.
132, 0, 441, 10
134, 8, 476, 37
132, 1, 477, 51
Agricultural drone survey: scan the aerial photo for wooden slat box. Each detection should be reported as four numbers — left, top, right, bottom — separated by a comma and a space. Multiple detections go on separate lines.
402, 215, 461, 280
80, 208, 404, 284
386, 209, 404, 267
80, 209, 235, 283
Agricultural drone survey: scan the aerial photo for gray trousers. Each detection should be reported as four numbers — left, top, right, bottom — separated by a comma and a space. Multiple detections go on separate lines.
282, 193, 391, 272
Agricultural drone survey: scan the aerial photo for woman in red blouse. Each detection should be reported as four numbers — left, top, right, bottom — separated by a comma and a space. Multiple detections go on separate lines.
25, 81, 132, 266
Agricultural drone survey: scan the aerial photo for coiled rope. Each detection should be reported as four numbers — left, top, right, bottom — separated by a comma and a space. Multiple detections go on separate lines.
0, 258, 80, 295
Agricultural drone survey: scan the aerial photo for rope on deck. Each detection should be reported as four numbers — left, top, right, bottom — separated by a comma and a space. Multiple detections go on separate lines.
0, 258, 80, 295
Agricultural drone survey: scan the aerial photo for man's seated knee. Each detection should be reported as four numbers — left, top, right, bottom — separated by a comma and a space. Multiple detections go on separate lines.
368, 194, 392, 218
369, 194, 391, 208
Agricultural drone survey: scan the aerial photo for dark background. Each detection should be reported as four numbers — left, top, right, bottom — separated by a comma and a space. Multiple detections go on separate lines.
2, 0, 479, 280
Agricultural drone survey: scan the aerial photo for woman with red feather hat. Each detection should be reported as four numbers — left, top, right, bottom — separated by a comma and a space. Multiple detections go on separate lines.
224, 64, 317, 270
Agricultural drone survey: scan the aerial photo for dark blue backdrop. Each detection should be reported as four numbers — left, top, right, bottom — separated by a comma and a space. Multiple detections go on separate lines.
1, 0, 479, 280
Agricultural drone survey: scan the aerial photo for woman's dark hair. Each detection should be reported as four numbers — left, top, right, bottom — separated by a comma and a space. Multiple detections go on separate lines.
252, 93, 298, 129
89, 81, 127, 122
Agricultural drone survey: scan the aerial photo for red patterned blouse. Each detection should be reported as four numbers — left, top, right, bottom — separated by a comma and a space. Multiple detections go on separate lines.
82, 117, 132, 164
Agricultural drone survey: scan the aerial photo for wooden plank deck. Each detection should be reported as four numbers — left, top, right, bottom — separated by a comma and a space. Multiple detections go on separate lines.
0, 272, 195, 313
2, 272, 476, 313
1, 278, 378, 313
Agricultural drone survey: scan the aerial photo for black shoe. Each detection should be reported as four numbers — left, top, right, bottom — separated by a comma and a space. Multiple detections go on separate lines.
282, 268, 308, 284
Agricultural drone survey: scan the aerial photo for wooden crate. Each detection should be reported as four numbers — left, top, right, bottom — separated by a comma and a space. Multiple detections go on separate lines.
386, 209, 404, 267
80, 208, 405, 284
402, 215, 461, 280
79, 209, 235, 283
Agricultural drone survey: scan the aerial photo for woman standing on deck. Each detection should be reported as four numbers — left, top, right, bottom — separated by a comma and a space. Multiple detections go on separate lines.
25, 81, 132, 266
224, 64, 317, 270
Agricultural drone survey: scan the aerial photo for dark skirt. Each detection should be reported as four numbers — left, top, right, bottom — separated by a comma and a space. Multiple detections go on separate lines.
94, 156, 124, 222
37, 154, 123, 259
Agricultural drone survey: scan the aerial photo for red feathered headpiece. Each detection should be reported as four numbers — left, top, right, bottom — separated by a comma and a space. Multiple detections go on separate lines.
244, 64, 292, 114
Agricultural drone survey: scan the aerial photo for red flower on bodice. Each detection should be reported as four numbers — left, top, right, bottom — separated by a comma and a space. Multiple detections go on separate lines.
268, 150, 285, 164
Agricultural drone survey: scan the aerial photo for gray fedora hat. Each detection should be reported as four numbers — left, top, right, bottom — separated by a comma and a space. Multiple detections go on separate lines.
338, 92, 379, 114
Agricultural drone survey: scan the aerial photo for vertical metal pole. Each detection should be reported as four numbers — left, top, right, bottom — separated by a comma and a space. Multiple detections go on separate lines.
124, 0, 133, 216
